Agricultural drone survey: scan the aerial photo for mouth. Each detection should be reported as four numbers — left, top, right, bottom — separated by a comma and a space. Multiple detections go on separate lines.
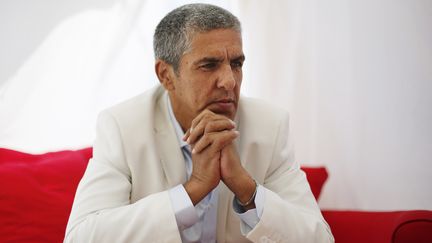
215, 98, 235, 103
207, 98, 236, 116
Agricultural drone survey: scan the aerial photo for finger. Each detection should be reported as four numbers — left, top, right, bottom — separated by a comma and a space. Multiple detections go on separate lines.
187, 118, 235, 144
183, 110, 218, 141
208, 130, 239, 154
190, 110, 214, 132
183, 129, 190, 141
204, 119, 236, 133
191, 133, 212, 154
193, 130, 239, 154
190, 109, 229, 131
185, 111, 213, 143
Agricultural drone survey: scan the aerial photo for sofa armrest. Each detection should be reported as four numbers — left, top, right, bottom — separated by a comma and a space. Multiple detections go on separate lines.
322, 210, 432, 243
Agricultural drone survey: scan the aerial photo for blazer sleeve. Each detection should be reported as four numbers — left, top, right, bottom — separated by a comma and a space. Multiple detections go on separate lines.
246, 112, 334, 243
64, 111, 182, 243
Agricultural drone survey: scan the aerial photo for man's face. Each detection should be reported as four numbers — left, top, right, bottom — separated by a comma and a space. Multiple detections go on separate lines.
169, 28, 244, 130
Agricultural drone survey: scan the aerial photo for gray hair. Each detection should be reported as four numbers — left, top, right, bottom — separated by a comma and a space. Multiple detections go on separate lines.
153, 3, 241, 72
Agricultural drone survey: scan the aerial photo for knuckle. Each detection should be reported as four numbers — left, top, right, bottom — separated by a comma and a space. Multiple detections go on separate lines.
194, 123, 203, 134
203, 116, 211, 124
223, 120, 232, 128
202, 133, 210, 143
225, 131, 236, 140
195, 142, 203, 151
214, 139, 223, 147
191, 116, 199, 125
191, 121, 197, 130
231, 131, 239, 138
205, 122, 216, 132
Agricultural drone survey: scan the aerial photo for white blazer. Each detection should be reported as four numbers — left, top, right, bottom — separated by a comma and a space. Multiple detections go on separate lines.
65, 85, 333, 243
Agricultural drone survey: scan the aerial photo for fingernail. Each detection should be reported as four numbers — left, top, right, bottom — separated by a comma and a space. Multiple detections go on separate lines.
192, 148, 196, 154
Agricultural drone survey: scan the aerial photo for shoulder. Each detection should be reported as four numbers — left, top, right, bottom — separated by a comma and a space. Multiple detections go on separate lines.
98, 85, 165, 124
92, 85, 166, 156
105, 85, 164, 117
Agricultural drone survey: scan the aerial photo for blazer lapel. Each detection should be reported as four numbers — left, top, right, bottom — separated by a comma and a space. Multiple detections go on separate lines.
154, 92, 187, 187
216, 182, 232, 242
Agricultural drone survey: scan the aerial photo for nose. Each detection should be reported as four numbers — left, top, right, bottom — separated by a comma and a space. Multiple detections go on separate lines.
217, 64, 236, 90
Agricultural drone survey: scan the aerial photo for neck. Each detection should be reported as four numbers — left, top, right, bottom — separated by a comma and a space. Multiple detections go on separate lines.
168, 93, 192, 133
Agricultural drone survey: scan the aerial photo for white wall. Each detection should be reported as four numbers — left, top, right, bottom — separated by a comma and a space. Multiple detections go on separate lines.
306, 0, 432, 210
1, 0, 431, 211
0, 0, 116, 85
238, 0, 432, 210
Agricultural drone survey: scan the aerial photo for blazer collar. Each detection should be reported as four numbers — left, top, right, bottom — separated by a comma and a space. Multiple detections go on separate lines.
154, 90, 187, 186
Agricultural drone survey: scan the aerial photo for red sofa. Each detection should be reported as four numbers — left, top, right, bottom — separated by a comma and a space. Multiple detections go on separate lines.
1, 147, 431, 243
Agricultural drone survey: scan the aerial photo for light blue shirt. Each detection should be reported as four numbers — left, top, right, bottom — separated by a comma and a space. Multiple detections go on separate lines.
166, 95, 265, 242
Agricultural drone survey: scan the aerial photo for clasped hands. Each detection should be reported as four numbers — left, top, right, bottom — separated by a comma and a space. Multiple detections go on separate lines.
182, 110, 256, 209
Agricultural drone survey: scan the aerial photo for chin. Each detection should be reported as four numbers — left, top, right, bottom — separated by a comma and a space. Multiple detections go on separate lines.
207, 102, 237, 118
211, 108, 236, 120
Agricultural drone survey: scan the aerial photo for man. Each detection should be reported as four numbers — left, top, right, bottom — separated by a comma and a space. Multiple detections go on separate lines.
65, 3, 333, 243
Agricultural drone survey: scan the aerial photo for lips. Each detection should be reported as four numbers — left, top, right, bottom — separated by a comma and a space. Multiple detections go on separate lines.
208, 98, 236, 115
212, 97, 236, 107
214, 98, 235, 104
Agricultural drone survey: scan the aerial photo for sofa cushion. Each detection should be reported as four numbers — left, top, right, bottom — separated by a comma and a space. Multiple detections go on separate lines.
323, 210, 401, 243
0, 148, 91, 243
392, 210, 432, 243
322, 210, 432, 243
301, 166, 328, 200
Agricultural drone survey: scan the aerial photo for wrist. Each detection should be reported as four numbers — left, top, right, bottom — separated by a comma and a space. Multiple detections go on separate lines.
235, 179, 257, 207
225, 174, 257, 209
184, 178, 215, 205
234, 176, 256, 202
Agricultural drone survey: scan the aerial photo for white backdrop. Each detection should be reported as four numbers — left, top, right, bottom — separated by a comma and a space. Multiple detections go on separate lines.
1, 0, 431, 211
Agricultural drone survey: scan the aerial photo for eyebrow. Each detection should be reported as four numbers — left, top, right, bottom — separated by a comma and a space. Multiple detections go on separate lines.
193, 57, 223, 66
231, 55, 245, 63
193, 54, 246, 66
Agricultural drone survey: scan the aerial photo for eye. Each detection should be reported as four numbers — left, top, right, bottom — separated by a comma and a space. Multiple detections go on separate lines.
231, 60, 243, 69
200, 62, 217, 70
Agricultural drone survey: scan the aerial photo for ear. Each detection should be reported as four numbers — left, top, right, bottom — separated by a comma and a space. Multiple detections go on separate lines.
155, 60, 176, 91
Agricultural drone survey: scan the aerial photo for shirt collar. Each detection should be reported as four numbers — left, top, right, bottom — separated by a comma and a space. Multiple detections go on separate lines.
166, 94, 189, 149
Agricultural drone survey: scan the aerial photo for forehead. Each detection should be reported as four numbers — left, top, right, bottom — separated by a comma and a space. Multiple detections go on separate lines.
185, 29, 243, 59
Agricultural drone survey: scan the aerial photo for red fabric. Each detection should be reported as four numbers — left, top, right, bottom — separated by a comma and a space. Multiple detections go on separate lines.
322, 210, 432, 243
0, 148, 327, 242
0, 148, 91, 243
301, 166, 328, 200
392, 210, 432, 243
1, 147, 431, 243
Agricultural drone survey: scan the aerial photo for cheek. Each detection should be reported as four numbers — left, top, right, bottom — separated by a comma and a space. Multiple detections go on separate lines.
194, 87, 208, 103
187, 84, 207, 104
191, 85, 214, 109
